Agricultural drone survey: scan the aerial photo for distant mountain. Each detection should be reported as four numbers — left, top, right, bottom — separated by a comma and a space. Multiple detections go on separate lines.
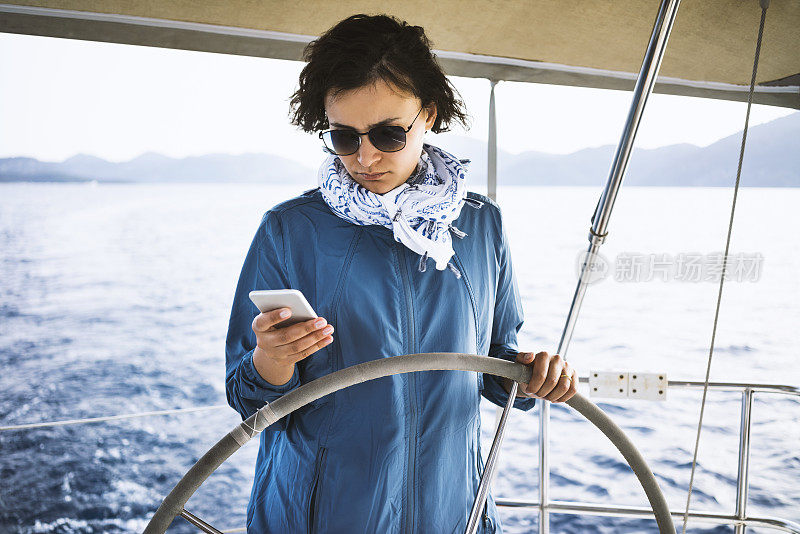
453, 112, 799, 187
0, 151, 316, 184
2, 113, 798, 186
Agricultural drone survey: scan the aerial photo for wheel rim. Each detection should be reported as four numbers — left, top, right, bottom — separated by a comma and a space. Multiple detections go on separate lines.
144, 353, 675, 533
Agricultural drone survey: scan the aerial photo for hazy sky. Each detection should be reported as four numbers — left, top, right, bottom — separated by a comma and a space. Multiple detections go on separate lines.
1, 33, 796, 165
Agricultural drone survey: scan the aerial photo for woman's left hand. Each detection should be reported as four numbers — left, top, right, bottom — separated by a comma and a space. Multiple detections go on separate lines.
514, 351, 577, 403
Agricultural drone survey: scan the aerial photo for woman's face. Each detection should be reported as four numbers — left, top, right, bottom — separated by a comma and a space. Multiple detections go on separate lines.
324, 79, 436, 195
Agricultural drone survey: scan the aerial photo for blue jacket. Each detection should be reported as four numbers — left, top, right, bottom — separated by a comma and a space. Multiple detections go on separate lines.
225, 187, 535, 533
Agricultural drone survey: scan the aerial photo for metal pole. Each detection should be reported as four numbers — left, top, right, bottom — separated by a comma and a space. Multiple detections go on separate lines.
734, 388, 754, 534
562, 0, 683, 355
466, 77, 503, 534
542, 4, 681, 532
538, 397, 551, 533
488, 76, 503, 458
487, 79, 498, 201
179, 509, 224, 534
587, 0, 681, 241
466, 381, 517, 534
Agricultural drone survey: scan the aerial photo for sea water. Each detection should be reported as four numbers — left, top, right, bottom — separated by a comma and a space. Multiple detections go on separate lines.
1, 183, 798, 533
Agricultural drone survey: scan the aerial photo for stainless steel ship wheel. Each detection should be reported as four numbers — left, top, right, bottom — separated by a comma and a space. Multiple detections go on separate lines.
144, 353, 675, 534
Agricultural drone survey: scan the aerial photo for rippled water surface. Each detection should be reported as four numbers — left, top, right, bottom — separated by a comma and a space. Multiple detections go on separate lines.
1, 183, 798, 533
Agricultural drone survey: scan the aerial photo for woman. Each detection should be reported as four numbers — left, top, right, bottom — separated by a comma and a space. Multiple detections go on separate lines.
225, 13, 578, 533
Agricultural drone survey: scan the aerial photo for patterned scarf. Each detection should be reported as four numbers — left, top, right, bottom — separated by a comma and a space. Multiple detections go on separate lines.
318, 143, 480, 277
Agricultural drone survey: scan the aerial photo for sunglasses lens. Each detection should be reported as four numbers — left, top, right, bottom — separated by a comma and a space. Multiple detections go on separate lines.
369, 126, 406, 152
321, 125, 407, 155
323, 130, 360, 155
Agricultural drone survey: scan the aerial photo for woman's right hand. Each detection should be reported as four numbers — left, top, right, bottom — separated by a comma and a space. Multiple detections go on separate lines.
251, 308, 334, 386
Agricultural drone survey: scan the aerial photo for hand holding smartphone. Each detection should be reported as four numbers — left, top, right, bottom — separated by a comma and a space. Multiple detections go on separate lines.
248, 289, 334, 386
249, 289, 318, 329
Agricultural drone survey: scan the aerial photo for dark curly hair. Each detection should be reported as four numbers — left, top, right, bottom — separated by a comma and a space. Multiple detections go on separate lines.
289, 14, 470, 134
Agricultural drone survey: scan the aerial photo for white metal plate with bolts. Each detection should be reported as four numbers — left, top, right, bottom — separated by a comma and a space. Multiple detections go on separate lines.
589, 371, 667, 401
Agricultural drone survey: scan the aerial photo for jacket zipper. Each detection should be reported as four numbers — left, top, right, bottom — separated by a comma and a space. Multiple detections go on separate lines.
450, 253, 482, 392
450, 253, 479, 353
396, 244, 417, 534
307, 447, 327, 534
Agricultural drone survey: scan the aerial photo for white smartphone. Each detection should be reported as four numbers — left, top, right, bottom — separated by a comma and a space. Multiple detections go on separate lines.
249, 289, 318, 329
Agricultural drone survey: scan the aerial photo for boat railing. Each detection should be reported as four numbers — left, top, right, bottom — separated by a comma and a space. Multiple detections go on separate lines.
1, 377, 798, 533
494, 377, 800, 534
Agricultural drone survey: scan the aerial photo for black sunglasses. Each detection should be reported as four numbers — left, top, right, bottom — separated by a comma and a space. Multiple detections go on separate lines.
319, 107, 424, 156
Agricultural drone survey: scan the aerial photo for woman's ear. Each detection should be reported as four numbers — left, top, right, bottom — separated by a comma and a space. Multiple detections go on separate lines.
424, 103, 437, 131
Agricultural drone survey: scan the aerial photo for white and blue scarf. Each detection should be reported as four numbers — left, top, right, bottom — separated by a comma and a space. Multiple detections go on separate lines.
318, 143, 481, 277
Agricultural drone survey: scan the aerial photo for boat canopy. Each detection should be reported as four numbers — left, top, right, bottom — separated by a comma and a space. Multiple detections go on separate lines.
1, 0, 798, 109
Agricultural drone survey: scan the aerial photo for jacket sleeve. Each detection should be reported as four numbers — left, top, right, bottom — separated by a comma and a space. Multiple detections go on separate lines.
480, 205, 536, 411
225, 210, 299, 430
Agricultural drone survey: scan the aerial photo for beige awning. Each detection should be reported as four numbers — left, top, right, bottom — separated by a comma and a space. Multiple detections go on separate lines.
1, 0, 798, 108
